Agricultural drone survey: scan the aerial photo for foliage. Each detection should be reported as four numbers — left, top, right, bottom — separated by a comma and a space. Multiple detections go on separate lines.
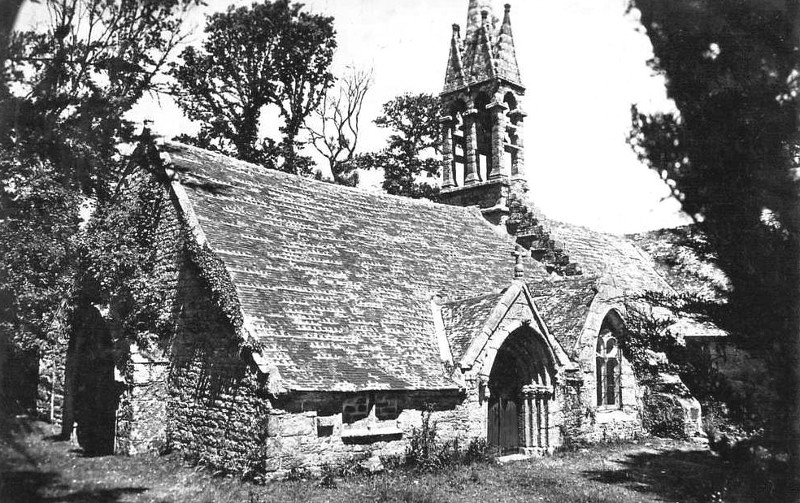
308, 67, 372, 186
617, 296, 687, 383
642, 393, 688, 440
626, 1, 799, 492
403, 408, 493, 472
171, 0, 336, 175
0, 0, 193, 380
356, 93, 441, 198
75, 170, 177, 354
462, 437, 493, 464
4, 417, 756, 503
3, 0, 193, 200
0, 155, 80, 353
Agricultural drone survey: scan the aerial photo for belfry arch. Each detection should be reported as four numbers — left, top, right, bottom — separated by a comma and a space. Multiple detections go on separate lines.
438, 2, 528, 215
485, 324, 556, 454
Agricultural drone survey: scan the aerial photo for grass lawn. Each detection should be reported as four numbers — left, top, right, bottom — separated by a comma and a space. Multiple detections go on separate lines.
1, 416, 751, 503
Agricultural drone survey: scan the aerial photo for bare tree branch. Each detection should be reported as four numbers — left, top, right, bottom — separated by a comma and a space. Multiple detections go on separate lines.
308, 66, 372, 186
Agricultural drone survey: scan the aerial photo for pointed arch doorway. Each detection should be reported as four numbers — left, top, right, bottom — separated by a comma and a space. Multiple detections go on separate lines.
486, 325, 556, 454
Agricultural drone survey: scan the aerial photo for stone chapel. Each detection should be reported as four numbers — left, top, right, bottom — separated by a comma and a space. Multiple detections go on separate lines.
39, 0, 713, 474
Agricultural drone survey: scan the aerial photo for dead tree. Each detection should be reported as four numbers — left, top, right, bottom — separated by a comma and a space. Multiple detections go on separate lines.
308, 66, 373, 186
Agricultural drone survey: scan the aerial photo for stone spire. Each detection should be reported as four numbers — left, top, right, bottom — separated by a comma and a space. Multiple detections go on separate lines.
494, 4, 522, 84
464, 0, 493, 42
444, 1, 521, 93
468, 9, 496, 81
444, 24, 466, 91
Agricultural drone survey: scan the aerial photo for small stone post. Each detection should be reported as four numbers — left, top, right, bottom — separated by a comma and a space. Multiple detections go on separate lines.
440, 116, 456, 189
509, 110, 527, 180
464, 108, 480, 185
488, 101, 509, 180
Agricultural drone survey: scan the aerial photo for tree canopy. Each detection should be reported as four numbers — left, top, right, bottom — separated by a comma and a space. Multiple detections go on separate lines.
0, 0, 193, 409
356, 93, 441, 198
628, 0, 799, 496
171, 0, 336, 175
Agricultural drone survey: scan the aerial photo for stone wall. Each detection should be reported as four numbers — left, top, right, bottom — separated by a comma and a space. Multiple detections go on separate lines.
260, 390, 469, 475
439, 179, 509, 210
569, 294, 645, 442
115, 181, 186, 454
167, 260, 271, 472
116, 355, 170, 455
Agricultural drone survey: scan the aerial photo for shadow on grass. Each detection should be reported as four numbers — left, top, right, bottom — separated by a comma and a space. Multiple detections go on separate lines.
0, 471, 147, 502
0, 416, 148, 503
582, 448, 732, 503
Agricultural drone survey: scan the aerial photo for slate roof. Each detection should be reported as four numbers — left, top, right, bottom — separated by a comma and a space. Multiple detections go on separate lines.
440, 277, 599, 363
531, 277, 599, 358
628, 225, 730, 302
163, 142, 548, 392
545, 219, 673, 295
441, 292, 505, 363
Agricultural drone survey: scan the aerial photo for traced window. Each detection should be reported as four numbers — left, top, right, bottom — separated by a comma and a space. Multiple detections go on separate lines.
596, 331, 621, 408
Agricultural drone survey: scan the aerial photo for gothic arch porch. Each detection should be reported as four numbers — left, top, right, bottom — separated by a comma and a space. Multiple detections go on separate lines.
485, 325, 557, 454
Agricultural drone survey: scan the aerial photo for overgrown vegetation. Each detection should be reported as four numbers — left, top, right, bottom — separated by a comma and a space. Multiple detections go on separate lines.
627, 0, 799, 497
0, 0, 196, 411
401, 409, 493, 472
1, 414, 760, 503
621, 291, 791, 498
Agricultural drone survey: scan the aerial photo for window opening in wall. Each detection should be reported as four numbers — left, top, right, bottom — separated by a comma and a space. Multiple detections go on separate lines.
596, 330, 621, 408
342, 394, 371, 424
452, 108, 466, 187
340, 393, 403, 441
374, 394, 400, 420
478, 154, 488, 181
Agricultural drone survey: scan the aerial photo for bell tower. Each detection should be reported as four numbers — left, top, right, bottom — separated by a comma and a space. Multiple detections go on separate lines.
439, 1, 527, 223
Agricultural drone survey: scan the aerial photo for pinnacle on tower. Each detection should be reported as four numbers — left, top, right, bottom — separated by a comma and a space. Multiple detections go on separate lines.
444, 0, 522, 92
439, 0, 528, 222
495, 4, 522, 84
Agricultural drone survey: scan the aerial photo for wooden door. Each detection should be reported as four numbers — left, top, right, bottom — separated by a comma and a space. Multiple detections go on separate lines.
488, 396, 519, 453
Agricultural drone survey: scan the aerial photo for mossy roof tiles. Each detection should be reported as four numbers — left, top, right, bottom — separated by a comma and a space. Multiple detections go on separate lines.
441, 292, 505, 363
164, 142, 547, 391
627, 225, 730, 302
546, 219, 673, 294
530, 277, 599, 358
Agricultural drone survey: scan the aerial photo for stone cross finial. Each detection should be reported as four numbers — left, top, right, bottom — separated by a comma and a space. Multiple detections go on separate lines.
512, 245, 525, 279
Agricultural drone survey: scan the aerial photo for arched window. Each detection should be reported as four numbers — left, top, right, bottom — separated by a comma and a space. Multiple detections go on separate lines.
596, 330, 621, 408
450, 101, 467, 186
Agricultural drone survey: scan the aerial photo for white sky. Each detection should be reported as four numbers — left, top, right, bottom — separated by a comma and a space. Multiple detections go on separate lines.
15, 0, 690, 234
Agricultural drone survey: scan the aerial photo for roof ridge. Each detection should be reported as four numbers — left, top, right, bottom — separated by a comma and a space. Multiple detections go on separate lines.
163, 140, 490, 213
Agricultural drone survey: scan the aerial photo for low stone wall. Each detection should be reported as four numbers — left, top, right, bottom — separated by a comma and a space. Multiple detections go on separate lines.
260, 390, 469, 475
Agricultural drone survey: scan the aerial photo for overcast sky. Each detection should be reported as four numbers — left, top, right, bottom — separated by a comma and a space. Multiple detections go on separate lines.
16, 0, 690, 234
